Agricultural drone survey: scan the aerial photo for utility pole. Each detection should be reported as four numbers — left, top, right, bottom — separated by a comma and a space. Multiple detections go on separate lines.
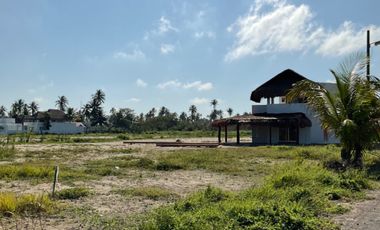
367, 30, 370, 80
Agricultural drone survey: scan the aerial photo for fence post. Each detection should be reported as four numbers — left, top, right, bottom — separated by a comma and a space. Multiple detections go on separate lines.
52, 166, 59, 197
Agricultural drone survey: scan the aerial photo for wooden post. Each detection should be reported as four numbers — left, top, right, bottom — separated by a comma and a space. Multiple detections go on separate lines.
52, 165, 59, 197
218, 126, 221, 144
224, 125, 228, 143
269, 126, 272, 145
236, 123, 240, 144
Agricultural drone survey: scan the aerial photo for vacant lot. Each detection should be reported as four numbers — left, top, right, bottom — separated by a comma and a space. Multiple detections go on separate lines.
0, 136, 379, 229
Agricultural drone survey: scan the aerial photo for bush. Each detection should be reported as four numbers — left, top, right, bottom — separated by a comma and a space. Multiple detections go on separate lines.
117, 134, 130, 140
155, 161, 183, 171
0, 146, 15, 161
0, 193, 55, 217
55, 187, 91, 200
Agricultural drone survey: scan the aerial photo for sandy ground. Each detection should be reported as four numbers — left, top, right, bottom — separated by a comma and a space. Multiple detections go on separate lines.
334, 190, 380, 230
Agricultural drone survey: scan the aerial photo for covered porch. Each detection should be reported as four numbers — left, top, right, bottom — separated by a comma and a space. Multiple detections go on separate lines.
211, 113, 312, 145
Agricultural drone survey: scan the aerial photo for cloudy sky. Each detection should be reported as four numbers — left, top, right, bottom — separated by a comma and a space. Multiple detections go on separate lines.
1, 0, 380, 116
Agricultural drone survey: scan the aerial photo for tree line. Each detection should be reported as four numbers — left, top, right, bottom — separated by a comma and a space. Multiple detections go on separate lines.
0, 90, 240, 132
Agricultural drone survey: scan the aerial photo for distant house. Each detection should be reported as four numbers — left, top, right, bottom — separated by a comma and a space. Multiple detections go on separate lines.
0, 109, 85, 135
212, 69, 339, 145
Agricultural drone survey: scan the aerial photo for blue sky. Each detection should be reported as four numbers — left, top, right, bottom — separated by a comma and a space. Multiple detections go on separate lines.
1, 0, 380, 117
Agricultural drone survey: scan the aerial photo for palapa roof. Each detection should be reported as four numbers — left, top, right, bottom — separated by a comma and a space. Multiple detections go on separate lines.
211, 113, 312, 128
37, 109, 66, 121
250, 69, 308, 103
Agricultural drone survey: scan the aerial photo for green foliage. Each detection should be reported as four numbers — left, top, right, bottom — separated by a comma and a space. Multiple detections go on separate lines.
56, 187, 91, 200
0, 193, 55, 217
0, 145, 15, 160
141, 162, 371, 229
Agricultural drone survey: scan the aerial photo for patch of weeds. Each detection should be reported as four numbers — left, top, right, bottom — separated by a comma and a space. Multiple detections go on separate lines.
55, 187, 91, 200
140, 161, 370, 230
109, 148, 137, 154
0, 193, 55, 217
155, 161, 183, 171
117, 134, 130, 140
0, 145, 15, 161
114, 186, 177, 200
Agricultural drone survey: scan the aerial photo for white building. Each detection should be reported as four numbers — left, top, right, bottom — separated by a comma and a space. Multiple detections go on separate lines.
212, 69, 339, 145
0, 109, 85, 135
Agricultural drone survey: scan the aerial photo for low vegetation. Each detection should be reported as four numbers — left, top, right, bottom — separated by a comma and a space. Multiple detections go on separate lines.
0, 193, 55, 217
141, 161, 371, 229
0, 145, 15, 161
55, 187, 91, 200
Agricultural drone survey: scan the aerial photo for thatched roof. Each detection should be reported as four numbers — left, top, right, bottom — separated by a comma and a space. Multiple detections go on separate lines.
211, 113, 312, 128
250, 69, 308, 103
37, 109, 66, 122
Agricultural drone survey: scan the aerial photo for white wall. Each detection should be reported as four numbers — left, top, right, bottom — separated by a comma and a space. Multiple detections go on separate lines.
252, 103, 339, 144
1, 119, 85, 135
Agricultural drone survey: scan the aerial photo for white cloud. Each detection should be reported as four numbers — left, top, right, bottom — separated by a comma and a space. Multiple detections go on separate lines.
194, 31, 215, 39
113, 49, 146, 61
317, 22, 380, 56
160, 44, 175, 55
126, 98, 141, 103
157, 80, 182, 89
190, 97, 209, 105
225, 0, 380, 60
183, 81, 213, 91
136, 78, 147, 88
158, 80, 213, 91
159, 16, 178, 34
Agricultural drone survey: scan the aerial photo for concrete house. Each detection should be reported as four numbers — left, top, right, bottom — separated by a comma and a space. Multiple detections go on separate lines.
0, 109, 85, 135
212, 69, 339, 145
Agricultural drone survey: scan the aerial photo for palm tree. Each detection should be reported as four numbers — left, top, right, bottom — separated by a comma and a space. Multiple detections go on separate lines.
189, 105, 197, 122
0, 106, 6, 117
227, 108, 233, 117
210, 99, 218, 110
29, 101, 39, 116
93, 89, 105, 106
56, 96, 68, 111
66, 107, 75, 121
287, 55, 380, 167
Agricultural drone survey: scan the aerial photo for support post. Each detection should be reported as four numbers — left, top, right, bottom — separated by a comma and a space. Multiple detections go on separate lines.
52, 165, 59, 197
218, 126, 221, 144
296, 126, 300, 145
269, 126, 272, 145
367, 30, 370, 79
224, 125, 228, 143
236, 123, 240, 145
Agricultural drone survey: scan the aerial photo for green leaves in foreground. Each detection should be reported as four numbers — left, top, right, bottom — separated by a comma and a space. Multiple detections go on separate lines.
141, 162, 371, 230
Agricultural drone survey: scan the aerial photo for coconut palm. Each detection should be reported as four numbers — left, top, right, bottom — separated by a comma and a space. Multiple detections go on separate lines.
66, 107, 75, 121
189, 105, 197, 122
0, 106, 6, 117
287, 55, 380, 167
29, 101, 39, 116
92, 89, 105, 106
210, 99, 218, 110
56, 96, 68, 111
227, 108, 233, 117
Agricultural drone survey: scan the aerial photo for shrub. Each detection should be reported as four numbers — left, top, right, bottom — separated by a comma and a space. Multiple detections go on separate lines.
155, 161, 183, 171
55, 187, 91, 200
0, 146, 15, 161
0, 193, 55, 217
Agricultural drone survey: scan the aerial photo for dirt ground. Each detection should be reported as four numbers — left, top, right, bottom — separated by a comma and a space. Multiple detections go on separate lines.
334, 189, 380, 230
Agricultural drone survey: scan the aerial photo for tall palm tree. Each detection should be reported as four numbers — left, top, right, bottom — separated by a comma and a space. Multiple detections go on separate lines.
29, 101, 39, 116
0, 106, 6, 117
227, 108, 233, 117
92, 89, 105, 106
66, 107, 75, 121
56, 96, 68, 111
287, 55, 380, 167
189, 105, 197, 121
210, 99, 218, 110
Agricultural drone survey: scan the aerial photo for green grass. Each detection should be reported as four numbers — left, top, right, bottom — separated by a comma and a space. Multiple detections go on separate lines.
0, 193, 55, 217
0, 163, 91, 182
140, 161, 371, 230
113, 186, 177, 201
0, 145, 15, 161
55, 187, 91, 200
